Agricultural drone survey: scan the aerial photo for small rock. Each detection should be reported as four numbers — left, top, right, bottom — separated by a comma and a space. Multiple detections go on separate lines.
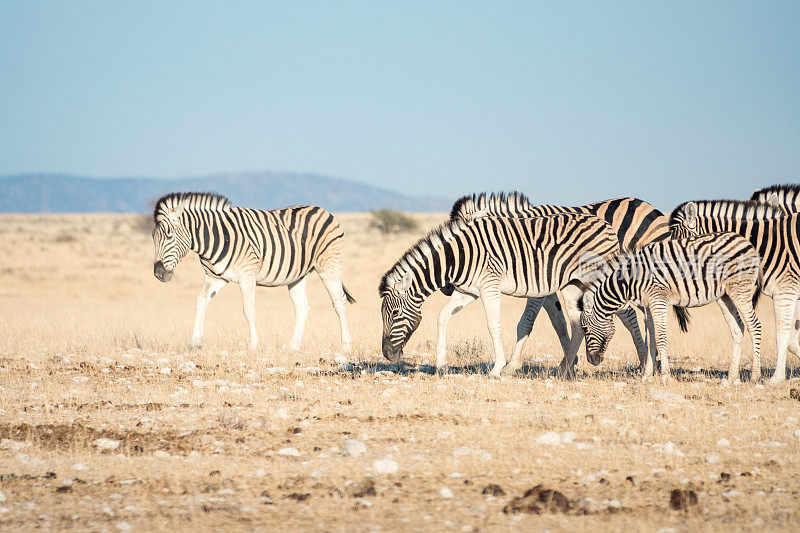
117, 522, 132, 531
536, 432, 563, 445
722, 489, 742, 499
481, 484, 505, 496
0, 439, 29, 451
0, 491, 6, 503
705, 454, 720, 464
669, 489, 698, 511
159, 367, 171, 375
277, 447, 302, 457
343, 439, 366, 457
372, 458, 399, 474
346, 478, 377, 498
503, 485, 570, 514
439, 487, 454, 499
93, 438, 121, 451
717, 438, 730, 447
153, 450, 171, 459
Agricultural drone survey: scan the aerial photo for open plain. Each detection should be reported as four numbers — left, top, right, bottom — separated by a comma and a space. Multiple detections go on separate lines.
0, 212, 799, 531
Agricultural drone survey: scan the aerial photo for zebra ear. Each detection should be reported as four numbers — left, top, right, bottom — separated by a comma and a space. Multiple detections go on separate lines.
165, 200, 187, 223
684, 202, 698, 225
765, 191, 780, 207
396, 271, 414, 293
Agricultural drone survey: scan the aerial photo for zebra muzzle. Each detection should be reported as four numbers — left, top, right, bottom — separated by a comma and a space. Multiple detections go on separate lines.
154, 261, 173, 282
382, 338, 403, 363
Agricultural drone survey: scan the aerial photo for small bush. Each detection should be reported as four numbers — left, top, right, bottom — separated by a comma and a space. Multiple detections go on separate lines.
369, 209, 418, 234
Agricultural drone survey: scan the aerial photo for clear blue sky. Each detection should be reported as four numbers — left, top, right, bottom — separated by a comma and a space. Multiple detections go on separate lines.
1, 1, 798, 210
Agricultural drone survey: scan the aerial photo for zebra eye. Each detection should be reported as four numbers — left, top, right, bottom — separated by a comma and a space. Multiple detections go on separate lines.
391, 309, 400, 317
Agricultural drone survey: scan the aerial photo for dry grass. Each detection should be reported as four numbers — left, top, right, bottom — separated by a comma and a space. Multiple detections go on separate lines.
0, 212, 799, 531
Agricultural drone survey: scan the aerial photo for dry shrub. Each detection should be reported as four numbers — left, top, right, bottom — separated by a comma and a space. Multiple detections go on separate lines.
369, 209, 418, 234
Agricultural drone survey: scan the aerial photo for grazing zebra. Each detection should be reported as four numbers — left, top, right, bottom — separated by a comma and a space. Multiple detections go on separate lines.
380, 213, 620, 377
152, 192, 355, 352
751, 184, 800, 213
581, 232, 762, 385
436, 192, 674, 374
670, 200, 800, 384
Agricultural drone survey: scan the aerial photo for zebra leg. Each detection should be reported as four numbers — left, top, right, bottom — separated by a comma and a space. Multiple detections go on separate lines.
286, 275, 311, 351
616, 306, 648, 370
642, 307, 656, 380
503, 297, 545, 376
650, 298, 670, 384
189, 275, 228, 349
769, 292, 798, 385
318, 272, 352, 354
543, 294, 571, 356
238, 276, 259, 351
479, 287, 506, 378
436, 291, 478, 373
557, 284, 585, 378
787, 300, 800, 359
729, 290, 762, 383
717, 295, 745, 386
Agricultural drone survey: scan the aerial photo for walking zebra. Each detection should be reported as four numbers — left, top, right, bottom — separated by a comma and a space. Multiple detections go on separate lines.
152, 192, 355, 352
436, 192, 674, 374
751, 184, 800, 213
581, 232, 762, 385
670, 200, 799, 384
380, 213, 620, 377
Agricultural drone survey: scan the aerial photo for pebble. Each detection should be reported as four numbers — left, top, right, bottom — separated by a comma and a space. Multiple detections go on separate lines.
93, 438, 121, 450
717, 438, 731, 447
439, 487, 454, 499
343, 439, 366, 457
705, 454, 720, 463
0, 491, 6, 503
372, 458, 399, 474
277, 447, 302, 457
153, 450, 171, 459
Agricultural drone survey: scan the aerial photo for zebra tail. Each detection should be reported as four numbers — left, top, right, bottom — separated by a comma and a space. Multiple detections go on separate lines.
673, 306, 691, 333
753, 272, 763, 310
343, 285, 357, 304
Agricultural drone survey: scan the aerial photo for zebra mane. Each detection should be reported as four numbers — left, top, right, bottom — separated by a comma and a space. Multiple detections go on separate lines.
449, 191, 535, 221
154, 192, 231, 219
669, 199, 783, 225
379, 218, 469, 295
751, 183, 800, 201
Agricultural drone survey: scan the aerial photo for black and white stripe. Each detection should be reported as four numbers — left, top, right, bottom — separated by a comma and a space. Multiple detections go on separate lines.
581, 232, 762, 384
379, 213, 619, 377
436, 192, 673, 373
751, 184, 800, 213
670, 200, 799, 383
152, 192, 354, 352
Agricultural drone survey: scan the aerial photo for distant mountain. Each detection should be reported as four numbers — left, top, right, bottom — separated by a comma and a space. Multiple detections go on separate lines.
0, 172, 449, 213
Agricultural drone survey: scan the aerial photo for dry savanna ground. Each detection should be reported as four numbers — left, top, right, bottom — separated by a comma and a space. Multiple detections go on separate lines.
1, 212, 799, 532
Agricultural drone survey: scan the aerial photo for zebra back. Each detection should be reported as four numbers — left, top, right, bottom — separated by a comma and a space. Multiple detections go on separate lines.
381, 213, 620, 299
450, 192, 669, 251
751, 184, 800, 213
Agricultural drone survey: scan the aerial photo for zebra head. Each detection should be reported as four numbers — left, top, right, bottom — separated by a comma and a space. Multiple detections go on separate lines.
669, 201, 699, 239
152, 197, 192, 282
379, 269, 423, 363
580, 291, 611, 365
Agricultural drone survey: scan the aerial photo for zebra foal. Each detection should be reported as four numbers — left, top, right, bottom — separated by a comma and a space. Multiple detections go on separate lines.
380, 213, 620, 377
152, 192, 355, 352
581, 232, 762, 384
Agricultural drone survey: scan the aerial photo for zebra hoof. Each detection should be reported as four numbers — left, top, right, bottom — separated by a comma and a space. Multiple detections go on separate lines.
279, 343, 300, 353
500, 364, 521, 376
189, 339, 203, 350
436, 364, 450, 376
767, 375, 786, 386
751, 371, 762, 383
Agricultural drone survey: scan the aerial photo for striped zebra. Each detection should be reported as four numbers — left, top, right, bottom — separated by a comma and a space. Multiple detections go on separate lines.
436, 192, 674, 374
380, 213, 620, 377
581, 232, 762, 385
152, 192, 355, 353
751, 184, 800, 213
670, 200, 800, 384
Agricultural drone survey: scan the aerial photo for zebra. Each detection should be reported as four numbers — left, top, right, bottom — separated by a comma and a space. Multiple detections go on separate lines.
751, 184, 800, 213
380, 213, 620, 377
152, 192, 355, 353
581, 232, 762, 385
435, 192, 675, 374
670, 199, 800, 384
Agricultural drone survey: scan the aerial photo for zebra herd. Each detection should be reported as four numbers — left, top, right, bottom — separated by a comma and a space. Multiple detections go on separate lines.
152, 185, 800, 385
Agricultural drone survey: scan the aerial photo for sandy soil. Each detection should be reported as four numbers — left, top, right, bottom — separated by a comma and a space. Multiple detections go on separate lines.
0, 212, 798, 531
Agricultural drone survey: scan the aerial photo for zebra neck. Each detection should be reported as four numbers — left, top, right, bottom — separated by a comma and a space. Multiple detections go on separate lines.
186, 210, 223, 260
595, 276, 630, 320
